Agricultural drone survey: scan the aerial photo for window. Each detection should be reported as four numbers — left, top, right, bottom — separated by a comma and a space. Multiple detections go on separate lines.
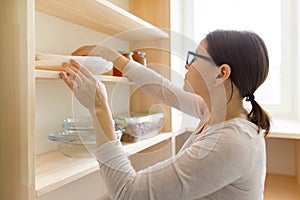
192, 0, 299, 119
170, 0, 299, 131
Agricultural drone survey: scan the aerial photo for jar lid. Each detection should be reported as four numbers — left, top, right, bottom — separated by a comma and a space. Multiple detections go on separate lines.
118, 51, 133, 55
132, 51, 146, 56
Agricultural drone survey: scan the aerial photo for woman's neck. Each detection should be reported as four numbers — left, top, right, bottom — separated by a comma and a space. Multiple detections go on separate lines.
207, 95, 248, 125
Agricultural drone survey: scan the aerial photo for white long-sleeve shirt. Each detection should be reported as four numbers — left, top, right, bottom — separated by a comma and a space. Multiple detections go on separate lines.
95, 61, 266, 200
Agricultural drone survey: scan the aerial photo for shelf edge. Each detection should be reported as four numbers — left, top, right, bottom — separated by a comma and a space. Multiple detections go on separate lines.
35, 132, 173, 196
35, 70, 133, 84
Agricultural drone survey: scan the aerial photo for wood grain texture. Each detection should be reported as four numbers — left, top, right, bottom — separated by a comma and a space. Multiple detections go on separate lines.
35, 132, 173, 196
129, 0, 170, 29
264, 173, 300, 200
129, 0, 171, 132
35, 0, 168, 42
0, 0, 35, 199
296, 140, 300, 190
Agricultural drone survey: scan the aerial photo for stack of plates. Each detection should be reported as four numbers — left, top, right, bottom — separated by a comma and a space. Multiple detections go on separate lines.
35, 53, 113, 74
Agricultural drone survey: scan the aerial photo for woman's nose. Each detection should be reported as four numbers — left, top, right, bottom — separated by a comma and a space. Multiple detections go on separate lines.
185, 64, 190, 70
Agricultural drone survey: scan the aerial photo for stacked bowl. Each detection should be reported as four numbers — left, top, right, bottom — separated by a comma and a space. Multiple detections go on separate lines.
48, 117, 122, 158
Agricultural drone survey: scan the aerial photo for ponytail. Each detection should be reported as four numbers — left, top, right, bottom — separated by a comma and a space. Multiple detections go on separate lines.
247, 96, 271, 136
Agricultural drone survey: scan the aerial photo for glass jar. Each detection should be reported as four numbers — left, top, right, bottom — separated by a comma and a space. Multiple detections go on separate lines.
113, 51, 133, 76
132, 51, 146, 66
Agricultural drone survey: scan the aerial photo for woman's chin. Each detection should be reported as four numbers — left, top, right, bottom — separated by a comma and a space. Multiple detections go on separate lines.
183, 82, 194, 93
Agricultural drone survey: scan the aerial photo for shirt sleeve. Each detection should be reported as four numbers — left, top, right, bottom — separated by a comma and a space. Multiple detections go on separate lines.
95, 126, 253, 200
123, 61, 208, 119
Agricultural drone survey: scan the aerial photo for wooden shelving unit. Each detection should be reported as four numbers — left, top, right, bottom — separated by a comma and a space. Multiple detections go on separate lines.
33, 0, 172, 198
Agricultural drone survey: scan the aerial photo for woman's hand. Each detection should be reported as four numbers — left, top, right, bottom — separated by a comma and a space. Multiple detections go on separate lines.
60, 59, 108, 111
72, 45, 122, 62
60, 59, 117, 143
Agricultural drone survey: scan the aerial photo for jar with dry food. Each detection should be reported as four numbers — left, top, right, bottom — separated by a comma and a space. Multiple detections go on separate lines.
132, 51, 146, 66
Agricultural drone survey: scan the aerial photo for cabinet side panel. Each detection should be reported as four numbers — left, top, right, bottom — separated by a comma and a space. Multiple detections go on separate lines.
0, 0, 35, 199
129, 0, 170, 29
266, 138, 296, 176
296, 140, 300, 189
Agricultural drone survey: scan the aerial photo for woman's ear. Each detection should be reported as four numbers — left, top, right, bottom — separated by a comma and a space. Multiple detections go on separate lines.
216, 64, 231, 80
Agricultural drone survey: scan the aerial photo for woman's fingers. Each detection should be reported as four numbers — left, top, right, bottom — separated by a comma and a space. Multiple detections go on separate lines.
61, 62, 77, 80
69, 59, 81, 69
70, 59, 91, 77
61, 59, 99, 95
60, 67, 84, 92
62, 59, 89, 80
60, 71, 75, 91
70, 58, 95, 80
61, 61, 84, 87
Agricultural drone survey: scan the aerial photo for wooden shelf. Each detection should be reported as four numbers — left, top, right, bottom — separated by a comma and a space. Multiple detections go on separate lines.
35, 0, 169, 42
35, 70, 61, 79
268, 119, 300, 140
264, 173, 300, 200
186, 118, 300, 140
35, 70, 133, 84
35, 151, 98, 197
35, 132, 173, 196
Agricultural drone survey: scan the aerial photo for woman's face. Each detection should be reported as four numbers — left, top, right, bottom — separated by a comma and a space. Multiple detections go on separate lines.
183, 40, 219, 100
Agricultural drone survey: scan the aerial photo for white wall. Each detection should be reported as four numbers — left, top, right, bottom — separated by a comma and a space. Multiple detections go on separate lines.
35, 11, 129, 54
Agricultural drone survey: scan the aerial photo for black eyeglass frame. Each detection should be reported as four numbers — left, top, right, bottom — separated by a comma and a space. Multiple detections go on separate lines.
186, 51, 215, 65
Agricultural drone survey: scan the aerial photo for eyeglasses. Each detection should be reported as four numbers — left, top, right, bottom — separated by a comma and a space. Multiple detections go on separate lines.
186, 51, 215, 65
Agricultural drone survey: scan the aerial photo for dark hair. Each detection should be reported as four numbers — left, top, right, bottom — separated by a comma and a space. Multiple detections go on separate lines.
205, 30, 271, 136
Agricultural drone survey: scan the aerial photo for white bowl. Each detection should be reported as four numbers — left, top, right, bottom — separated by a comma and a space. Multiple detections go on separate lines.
35, 53, 113, 74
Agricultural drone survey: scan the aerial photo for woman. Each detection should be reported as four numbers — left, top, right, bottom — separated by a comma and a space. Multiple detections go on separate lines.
60, 30, 271, 199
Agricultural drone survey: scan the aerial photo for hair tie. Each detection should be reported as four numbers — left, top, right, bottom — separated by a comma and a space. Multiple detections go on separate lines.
246, 94, 255, 102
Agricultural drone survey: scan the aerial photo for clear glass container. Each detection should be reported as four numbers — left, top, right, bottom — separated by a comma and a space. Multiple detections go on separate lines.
61, 117, 94, 130
113, 112, 164, 142
48, 129, 123, 158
